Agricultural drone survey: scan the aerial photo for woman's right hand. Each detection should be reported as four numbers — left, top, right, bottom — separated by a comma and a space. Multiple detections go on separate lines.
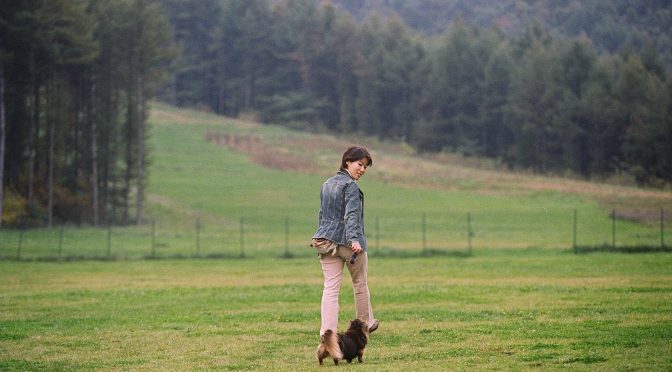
351, 241, 363, 254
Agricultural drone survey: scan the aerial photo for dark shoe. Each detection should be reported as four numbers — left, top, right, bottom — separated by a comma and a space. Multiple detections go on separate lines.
369, 320, 379, 333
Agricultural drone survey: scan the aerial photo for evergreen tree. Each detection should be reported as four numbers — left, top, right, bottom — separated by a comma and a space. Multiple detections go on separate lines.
617, 54, 668, 184
508, 40, 568, 172
579, 56, 623, 176
418, 22, 488, 153
558, 39, 598, 175
355, 15, 423, 140
479, 44, 513, 158
0, 64, 5, 227
158, 0, 220, 107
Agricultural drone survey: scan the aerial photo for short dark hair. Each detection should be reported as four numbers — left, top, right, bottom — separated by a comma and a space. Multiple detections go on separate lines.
340, 146, 373, 171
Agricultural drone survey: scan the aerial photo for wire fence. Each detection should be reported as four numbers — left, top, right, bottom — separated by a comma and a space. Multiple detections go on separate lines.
0, 209, 669, 261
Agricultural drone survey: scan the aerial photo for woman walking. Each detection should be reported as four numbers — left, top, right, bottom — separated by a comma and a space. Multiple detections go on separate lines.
311, 146, 379, 336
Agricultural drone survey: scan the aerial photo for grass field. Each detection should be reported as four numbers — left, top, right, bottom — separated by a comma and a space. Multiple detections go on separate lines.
1, 250, 671, 370
1, 103, 672, 370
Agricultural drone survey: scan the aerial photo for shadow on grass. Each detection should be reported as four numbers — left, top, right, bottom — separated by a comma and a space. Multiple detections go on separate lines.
572, 245, 672, 254
146, 253, 250, 260
0, 253, 251, 262
275, 248, 473, 260
5, 245, 671, 262
2, 248, 472, 262
278, 251, 297, 259
369, 248, 473, 259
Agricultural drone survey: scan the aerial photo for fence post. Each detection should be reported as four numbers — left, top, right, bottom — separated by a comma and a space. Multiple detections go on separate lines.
662, 209, 665, 249
107, 224, 112, 259
240, 217, 245, 258
17, 229, 24, 260
58, 224, 64, 258
284, 216, 289, 257
573, 209, 577, 253
611, 209, 616, 250
375, 216, 380, 250
195, 217, 201, 257
151, 219, 156, 258
467, 212, 473, 254
422, 213, 427, 254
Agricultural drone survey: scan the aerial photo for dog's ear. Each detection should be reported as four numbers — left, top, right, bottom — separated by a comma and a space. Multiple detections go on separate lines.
351, 319, 366, 330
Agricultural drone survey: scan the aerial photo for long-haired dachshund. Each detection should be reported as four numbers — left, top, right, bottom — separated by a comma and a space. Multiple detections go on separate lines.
316, 319, 369, 365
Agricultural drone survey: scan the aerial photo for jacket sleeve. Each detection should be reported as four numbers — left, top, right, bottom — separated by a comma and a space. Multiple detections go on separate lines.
343, 181, 362, 245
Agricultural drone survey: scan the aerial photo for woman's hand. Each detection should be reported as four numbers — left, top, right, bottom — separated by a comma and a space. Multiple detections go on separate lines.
351, 241, 363, 254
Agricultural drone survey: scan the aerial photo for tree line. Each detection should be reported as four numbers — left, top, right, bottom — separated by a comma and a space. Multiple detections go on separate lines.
0, 0, 174, 227
160, 0, 671, 186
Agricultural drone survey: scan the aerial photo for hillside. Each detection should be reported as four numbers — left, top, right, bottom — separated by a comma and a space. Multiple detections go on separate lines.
146, 102, 670, 253
150, 102, 672, 219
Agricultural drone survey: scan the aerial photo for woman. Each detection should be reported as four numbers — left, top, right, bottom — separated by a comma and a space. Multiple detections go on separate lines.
311, 146, 379, 336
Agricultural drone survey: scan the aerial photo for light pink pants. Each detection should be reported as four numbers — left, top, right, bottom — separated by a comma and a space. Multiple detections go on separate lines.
319, 244, 374, 335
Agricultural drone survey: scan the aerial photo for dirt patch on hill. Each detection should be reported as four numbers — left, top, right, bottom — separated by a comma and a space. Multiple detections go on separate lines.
205, 132, 324, 173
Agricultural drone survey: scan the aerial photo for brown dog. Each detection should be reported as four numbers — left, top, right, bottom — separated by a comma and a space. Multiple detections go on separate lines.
316, 319, 369, 365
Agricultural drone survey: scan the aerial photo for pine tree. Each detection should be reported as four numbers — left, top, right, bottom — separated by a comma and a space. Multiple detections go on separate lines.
0, 64, 5, 227
508, 40, 568, 172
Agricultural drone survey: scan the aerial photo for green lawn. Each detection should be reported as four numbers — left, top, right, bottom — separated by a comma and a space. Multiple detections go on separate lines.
1, 250, 671, 370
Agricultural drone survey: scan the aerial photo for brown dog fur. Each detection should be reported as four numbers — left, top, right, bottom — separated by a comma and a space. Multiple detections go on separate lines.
316, 319, 369, 365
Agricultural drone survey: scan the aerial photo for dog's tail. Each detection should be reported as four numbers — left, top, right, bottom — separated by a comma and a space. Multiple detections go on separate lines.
319, 330, 342, 361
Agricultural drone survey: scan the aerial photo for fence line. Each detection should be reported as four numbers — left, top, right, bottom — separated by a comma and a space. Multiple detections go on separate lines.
0, 209, 669, 261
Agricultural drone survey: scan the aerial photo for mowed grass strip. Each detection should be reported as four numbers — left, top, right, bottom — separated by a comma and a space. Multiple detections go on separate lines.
1, 250, 671, 370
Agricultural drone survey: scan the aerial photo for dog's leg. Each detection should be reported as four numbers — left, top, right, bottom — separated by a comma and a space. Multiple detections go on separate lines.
316, 345, 326, 365
358, 350, 364, 363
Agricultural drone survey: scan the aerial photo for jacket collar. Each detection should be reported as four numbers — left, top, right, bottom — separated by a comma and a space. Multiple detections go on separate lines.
338, 170, 355, 181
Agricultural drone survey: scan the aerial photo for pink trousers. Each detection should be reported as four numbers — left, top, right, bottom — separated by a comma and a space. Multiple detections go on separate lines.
318, 244, 374, 335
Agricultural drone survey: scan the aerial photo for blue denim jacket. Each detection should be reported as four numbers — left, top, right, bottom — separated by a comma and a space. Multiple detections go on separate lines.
312, 171, 367, 251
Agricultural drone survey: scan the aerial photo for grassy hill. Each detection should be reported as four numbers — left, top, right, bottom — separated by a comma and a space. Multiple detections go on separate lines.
2, 102, 670, 260
146, 102, 671, 255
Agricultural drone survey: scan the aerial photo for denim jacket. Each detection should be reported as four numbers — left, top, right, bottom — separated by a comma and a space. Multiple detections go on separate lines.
312, 171, 367, 251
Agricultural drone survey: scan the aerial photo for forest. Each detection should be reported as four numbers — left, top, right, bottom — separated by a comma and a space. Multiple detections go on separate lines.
1, 0, 671, 227
0, 0, 174, 227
